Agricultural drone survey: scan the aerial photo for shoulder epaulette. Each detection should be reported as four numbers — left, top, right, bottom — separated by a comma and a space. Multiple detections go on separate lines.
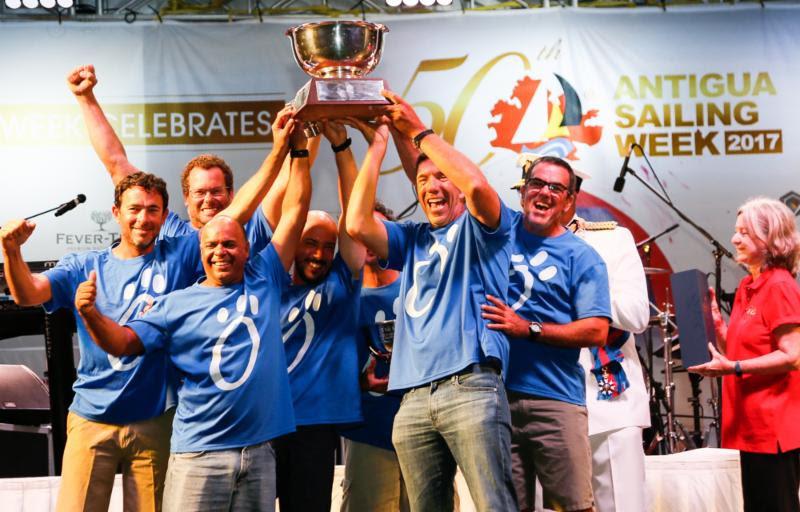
583, 220, 618, 231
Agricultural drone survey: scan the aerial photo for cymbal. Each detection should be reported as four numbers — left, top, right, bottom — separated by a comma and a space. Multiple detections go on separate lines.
644, 266, 670, 275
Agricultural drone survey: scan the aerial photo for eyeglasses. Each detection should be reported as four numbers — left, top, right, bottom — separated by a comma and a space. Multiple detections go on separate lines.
189, 187, 228, 200
525, 178, 571, 195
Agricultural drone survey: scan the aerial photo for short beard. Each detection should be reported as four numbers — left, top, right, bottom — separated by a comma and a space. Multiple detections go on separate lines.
296, 265, 330, 286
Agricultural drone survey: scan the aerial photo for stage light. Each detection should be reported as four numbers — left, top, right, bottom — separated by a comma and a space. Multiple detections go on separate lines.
420, 0, 436, 5
402, 0, 418, 5
386, 0, 402, 5
4, 0, 22, 8
437, 0, 453, 5
22, 0, 37, 7
56, 0, 73, 7
40, 0, 56, 7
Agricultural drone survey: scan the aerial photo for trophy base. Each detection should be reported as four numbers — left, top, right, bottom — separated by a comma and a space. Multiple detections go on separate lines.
291, 77, 391, 123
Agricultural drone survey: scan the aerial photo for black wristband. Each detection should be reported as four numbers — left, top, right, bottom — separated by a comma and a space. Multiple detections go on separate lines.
734, 360, 743, 377
413, 129, 435, 151
331, 137, 352, 153
290, 148, 309, 159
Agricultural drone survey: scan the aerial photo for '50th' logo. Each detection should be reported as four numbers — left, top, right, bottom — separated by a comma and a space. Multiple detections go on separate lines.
385, 44, 601, 174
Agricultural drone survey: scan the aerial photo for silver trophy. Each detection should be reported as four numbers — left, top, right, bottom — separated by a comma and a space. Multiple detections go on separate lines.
286, 20, 390, 137
368, 319, 395, 361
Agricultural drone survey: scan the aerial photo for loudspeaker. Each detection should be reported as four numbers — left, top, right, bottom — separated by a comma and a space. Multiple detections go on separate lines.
0, 364, 50, 425
0, 365, 52, 477
670, 269, 717, 368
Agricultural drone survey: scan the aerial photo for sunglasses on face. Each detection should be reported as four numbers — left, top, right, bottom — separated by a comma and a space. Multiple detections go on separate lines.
524, 178, 571, 195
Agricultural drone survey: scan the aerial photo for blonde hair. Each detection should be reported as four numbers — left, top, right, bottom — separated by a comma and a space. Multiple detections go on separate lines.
737, 197, 800, 275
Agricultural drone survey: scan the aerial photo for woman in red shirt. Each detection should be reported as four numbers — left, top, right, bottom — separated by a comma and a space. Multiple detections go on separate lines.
689, 197, 800, 512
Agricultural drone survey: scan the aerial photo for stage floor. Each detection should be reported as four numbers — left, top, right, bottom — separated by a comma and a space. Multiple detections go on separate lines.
0, 448, 759, 511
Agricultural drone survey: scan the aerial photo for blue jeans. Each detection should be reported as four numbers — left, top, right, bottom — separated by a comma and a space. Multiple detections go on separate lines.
162, 440, 276, 512
392, 368, 517, 511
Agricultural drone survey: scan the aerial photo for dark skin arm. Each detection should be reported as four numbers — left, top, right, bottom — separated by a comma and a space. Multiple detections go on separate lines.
482, 294, 609, 348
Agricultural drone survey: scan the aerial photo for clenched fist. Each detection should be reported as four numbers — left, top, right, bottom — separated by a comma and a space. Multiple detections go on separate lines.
66, 64, 97, 97
0, 219, 35, 253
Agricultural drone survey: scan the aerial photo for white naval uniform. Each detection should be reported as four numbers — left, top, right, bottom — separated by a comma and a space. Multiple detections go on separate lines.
576, 220, 651, 512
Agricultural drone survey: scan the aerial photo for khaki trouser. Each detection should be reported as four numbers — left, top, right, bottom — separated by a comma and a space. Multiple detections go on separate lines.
56, 410, 173, 512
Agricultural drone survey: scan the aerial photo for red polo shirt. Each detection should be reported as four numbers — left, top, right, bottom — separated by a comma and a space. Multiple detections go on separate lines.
722, 268, 800, 453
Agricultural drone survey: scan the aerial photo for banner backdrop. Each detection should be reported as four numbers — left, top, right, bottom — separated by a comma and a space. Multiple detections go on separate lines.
1, 6, 799, 295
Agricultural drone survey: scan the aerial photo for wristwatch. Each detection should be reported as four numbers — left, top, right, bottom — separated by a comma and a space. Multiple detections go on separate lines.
290, 147, 309, 159
734, 360, 743, 377
528, 321, 543, 340
413, 129, 435, 151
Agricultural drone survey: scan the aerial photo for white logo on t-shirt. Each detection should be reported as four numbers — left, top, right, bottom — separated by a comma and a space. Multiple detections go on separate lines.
283, 288, 323, 373
209, 293, 261, 391
404, 224, 459, 318
509, 250, 558, 311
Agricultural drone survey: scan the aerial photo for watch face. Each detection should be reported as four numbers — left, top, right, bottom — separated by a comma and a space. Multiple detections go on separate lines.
529, 322, 542, 336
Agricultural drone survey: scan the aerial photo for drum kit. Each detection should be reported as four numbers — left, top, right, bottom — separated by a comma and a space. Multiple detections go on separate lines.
637, 265, 721, 455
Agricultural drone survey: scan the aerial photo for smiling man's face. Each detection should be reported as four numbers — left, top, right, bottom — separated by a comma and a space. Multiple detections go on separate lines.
520, 161, 574, 238
415, 160, 466, 229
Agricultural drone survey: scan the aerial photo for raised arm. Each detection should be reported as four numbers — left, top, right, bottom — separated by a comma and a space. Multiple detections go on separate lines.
76, 271, 144, 357
262, 135, 321, 231
270, 124, 312, 271
0, 220, 52, 306
67, 64, 140, 186
322, 120, 365, 277
345, 124, 391, 261
383, 90, 501, 229
216, 106, 295, 225
388, 123, 420, 184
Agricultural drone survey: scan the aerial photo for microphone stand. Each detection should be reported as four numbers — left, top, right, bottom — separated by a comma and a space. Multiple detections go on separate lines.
618, 162, 735, 306
0, 203, 74, 230
620, 151, 734, 441
24, 204, 71, 221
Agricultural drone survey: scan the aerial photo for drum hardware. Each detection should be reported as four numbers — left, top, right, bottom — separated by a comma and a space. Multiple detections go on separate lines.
643, 299, 697, 454
648, 312, 674, 325
643, 266, 671, 275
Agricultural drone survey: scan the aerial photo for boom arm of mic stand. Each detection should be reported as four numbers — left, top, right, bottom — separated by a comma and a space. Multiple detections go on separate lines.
624, 167, 735, 322
624, 168, 735, 262
636, 223, 679, 248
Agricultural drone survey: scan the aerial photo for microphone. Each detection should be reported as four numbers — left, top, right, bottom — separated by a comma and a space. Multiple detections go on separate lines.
54, 194, 87, 217
613, 145, 635, 193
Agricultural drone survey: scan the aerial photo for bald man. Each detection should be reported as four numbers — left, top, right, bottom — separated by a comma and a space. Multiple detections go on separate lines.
266, 121, 366, 512
74, 132, 312, 511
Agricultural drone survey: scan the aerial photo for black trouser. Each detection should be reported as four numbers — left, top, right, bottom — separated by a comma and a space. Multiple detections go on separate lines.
274, 424, 340, 512
740, 448, 800, 512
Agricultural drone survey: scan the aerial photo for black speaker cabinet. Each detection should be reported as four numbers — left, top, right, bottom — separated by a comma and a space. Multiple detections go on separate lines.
0, 365, 52, 477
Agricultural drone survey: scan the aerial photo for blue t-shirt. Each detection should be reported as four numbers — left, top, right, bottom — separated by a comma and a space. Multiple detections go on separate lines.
43, 234, 203, 424
160, 209, 273, 254
383, 202, 513, 391
128, 244, 295, 453
505, 211, 612, 406
280, 256, 363, 426
340, 279, 402, 451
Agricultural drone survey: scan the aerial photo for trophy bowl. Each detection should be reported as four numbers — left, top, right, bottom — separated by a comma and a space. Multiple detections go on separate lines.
286, 20, 389, 79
